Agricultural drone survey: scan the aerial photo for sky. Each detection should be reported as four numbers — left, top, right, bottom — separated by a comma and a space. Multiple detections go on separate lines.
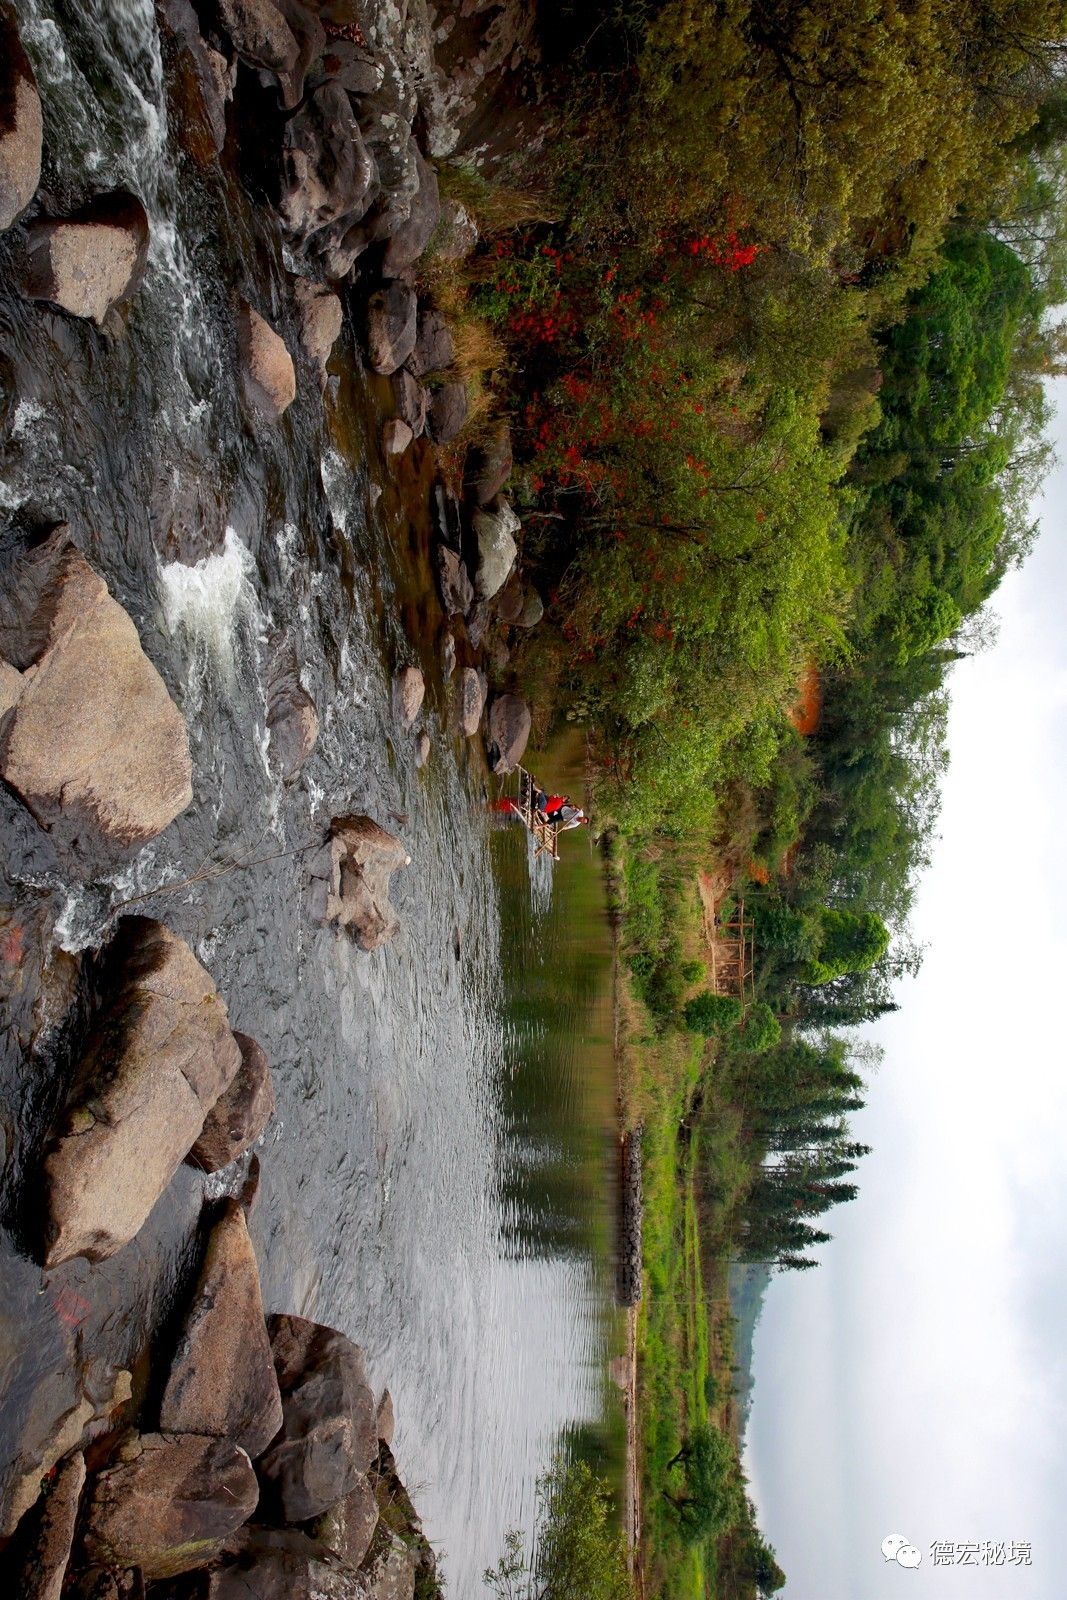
745, 378, 1067, 1600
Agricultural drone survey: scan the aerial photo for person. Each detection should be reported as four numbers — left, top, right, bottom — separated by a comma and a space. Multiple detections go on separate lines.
550, 802, 588, 832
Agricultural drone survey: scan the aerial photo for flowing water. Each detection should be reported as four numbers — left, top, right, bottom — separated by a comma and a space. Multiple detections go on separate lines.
0, 3, 620, 1590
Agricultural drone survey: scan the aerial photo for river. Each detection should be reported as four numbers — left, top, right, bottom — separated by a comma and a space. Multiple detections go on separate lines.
0, 3, 621, 1590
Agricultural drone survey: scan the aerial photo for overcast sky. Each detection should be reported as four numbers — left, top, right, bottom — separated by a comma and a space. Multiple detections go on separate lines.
745, 378, 1067, 1599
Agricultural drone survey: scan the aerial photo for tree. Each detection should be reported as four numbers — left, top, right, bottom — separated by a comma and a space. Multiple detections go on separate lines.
665, 1424, 743, 1543
741, 1001, 781, 1053
683, 990, 743, 1035
802, 908, 890, 984
484, 1458, 634, 1600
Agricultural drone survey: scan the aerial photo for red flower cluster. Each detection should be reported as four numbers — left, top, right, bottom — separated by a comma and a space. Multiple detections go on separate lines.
683, 230, 761, 271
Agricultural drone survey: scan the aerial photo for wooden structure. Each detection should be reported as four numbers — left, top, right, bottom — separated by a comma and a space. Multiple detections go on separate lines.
514, 766, 560, 860
710, 897, 756, 1010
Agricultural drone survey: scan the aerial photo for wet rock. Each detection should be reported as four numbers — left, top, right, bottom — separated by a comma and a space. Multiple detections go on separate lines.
426, 381, 468, 445
187, 1032, 275, 1174
487, 694, 531, 775
465, 422, 513, 507
435, 545, 473, 618
495, 573, 525, 626
23, 191, 150, 325
382, 418, 412, 456
258, 1314, 378, 1522
414, 731, 430, 769
310, 1474, 378, 1567
432, 482, 463, 551
266, 679, 319, 782
487, 634, 511, 674
280, 84, 376, 244
310, 816, 409, 951
207, 1543, 363, 1598
441, 630, 456, 679
390, 370, 426, 437
0, 530, 192, 857
83, 1432, 258, 1579
160, 1200, 283, 1459
393, 665, 424, 729
42, 918, 242, 1266
473, 499, 520, 601
292, 279, 343, 391
518, 590, 544, 629
375, 1390, 394, 1448
465, 598, 492, 652
0, 7, 43, 231
382, 150, 441, 277
453, 667, 486, 738
0, 1366, 130, 1538
314, 39, 383, 98
408, 306, 454, 379
238, 302, 296, 421
215, 0, 323, 109
13, 1450, 85, 1600
434, 198, 478, 263
366, 281, 417, 376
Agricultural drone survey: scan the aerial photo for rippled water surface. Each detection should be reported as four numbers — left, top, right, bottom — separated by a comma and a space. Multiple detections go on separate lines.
0, 3, 620, 1590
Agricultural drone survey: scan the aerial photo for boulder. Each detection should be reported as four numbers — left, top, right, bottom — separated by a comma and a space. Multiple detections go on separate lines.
392, 665, 424, 730
310, 1474, 378, 1567
0, 530, 192, 857
207, 1544, 364, 1598
414, 731, 430, 770
465, 598, 492, 651
381, 150, 441, 278
518, 590, 544, 629
434, 198, 478, 263
426, 382, 468, 445
266, 679, 319, 782
215, 0, 324, 108
408, 306, 454, 379
0, 1364, 130, 1538
0, 7, 43, 231
381, 418, 412, 456
187, 1032, 276, 1174
42, 918, 242, 1266
487, 694, 531, 775
23, 191, 150, 325
160, 1200, 283, 1460
238, 302, 296, 421
292, 278, 343, 391
360, 1534, 417, 1600
280, 84, 376, 243
390, 370, 426, 437
495, 574, 525, 625
83, 1432, 258, 1579
453, 667, 486, 738
472, 498, 520, 601
366, 281, 416, 375
441, 630, 456, 679
313, 39, 383, 97
13, 1451, 85, 1600
258, 1315, 378, 1523
376, 1390, 394, 1448
310, 816, 409, 951
435, 545, 473, 618
464, 423, 512, 507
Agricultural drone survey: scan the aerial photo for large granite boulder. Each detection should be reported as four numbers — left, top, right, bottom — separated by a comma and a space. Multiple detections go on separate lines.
258, 1315, 378, 1523
0, 6, 43, 231
453, 667, 486, 738
280, 84, 376, 243
0, 529, 192, 858
310, 816, 409, 952
473, 499, 520, 601
216, 0, 323, 108
366, 281, 416, 375
310, 1474, 378, 1568
206, 1543, 364, 1598
238, 302, 296, 421
390, 369, 427, 437
434, 545, 472, 618
486, 694, 531, 775
12, 1451, 85, 1600
426, 382, 468, 445
381, 149, 440, 278
360, 1535, 417, 1600
42, 918, 242, 1266
160, 1200, 282, 1459
187, 1031, 276, 1174
23, 192, 150, 324
83, 1432, 258, 1579
408, 306, 454, 379
392, 665, 424, 730
0, 1363, 130, 1539
292, 278, 343, 391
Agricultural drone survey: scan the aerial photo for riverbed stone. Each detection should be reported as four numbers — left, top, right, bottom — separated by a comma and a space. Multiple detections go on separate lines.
0, 529, 193, 858
280, 83, 376, 243
414, 731, 430, 769
390, 369, 427, 437
426, 381, 468, 445
393, 665, 424, 729
382, 149, 441, 278
366, 281, 417, 375
453, 667, 486, 738
42, 918, 242, 1266
435, 545, 473, 617
487, 694, 531, 775
518, 590, 544, 629
408, 305, 454, 378
435, 198, 479, 262
238, 302, 296, 421
0, 1364, 131, 1539
160, 1200, 282, 1460
0, 7, 43, 231
83, 1432, 258, 1579
215, 0, 317, 108
310, 1474, 378, 1567
473, 499, 520, 601
188, 1032, 276, 1174
310, 816, 409, 951
292, 278, 343, 391
23, 190, 150, 325
13, 1450, 85, 1600
382, 417, 412, 456
258, 1314, 378, 1523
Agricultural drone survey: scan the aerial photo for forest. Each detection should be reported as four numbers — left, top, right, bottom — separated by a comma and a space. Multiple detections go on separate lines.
439, 3, 1067, 1596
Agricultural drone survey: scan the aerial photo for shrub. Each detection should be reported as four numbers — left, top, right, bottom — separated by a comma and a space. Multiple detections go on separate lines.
683, 991, 743, 1035
741, 1001, 781, 1053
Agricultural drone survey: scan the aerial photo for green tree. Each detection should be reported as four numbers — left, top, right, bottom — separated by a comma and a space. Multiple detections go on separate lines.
665, 1424, 743, 1543
741, 1001, 781, 1053
683, 991, 743, 1035
485, 1458, 634, 1600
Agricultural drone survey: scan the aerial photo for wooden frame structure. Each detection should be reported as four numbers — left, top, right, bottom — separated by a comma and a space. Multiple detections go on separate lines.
710, 897, 756, 1010
514, 766, 560, 860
